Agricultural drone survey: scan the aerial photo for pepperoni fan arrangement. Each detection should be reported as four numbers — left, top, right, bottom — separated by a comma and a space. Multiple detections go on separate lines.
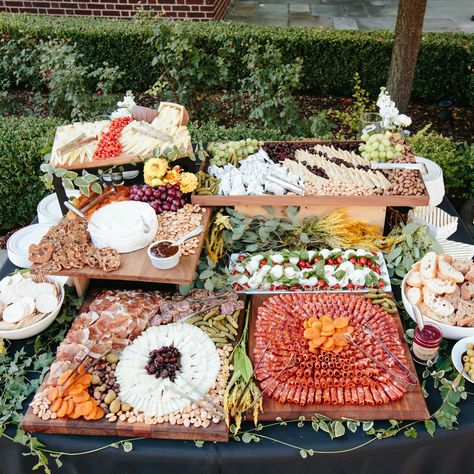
251, 293, 424, 416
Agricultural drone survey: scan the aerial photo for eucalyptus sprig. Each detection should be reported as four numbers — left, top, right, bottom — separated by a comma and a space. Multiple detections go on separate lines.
40, 163, 103, 196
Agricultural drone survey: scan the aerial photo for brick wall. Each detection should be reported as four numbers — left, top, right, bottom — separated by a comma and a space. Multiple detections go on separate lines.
0, 0, 232, 20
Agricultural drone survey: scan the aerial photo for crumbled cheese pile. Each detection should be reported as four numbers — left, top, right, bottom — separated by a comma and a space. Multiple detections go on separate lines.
208, 150, 302, 196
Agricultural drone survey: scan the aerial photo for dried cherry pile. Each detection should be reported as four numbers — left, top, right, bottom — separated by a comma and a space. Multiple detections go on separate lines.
94, 116, 133, 160
146, 345, 182, 382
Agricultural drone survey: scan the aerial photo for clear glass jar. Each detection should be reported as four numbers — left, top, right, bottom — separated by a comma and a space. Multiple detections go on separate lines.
358, 112, 383, 138
411, 323, 443, 365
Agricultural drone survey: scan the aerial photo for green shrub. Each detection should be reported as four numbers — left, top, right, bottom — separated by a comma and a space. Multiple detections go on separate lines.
0, 116, 61, 230
409, 126, 474, 201
0, 14, 471, 104
188, 121, 299, 143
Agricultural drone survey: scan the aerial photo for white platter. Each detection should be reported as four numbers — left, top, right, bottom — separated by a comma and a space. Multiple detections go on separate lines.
0, 275, 65, 340
401, 271, 474, 341
7, 224, 52, 269
451, 337, 474, 384
229, 251, 391, 294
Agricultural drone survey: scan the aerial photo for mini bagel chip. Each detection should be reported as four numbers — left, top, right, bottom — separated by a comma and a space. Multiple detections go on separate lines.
35, 293, 59, 314
3, 302, 27, 323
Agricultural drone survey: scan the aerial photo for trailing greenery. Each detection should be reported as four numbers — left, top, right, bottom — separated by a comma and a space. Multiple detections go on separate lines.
0, 116, 61, 230
0, 13, 472, 104
409, 126, 474, 201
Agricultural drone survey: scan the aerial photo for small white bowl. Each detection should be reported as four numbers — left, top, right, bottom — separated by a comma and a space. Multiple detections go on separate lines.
0, 276, 65, 340
451, 336, 474, 384
147, 240, 182, 270
402, 271, 474, 341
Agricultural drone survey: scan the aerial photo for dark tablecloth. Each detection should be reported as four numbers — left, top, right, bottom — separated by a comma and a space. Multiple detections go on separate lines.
1, 198, 473, 474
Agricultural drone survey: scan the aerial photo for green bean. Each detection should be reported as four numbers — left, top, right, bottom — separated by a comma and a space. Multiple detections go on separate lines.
211, 337, 228, 343
186, 316, 203, 324
214, 314, 226, 322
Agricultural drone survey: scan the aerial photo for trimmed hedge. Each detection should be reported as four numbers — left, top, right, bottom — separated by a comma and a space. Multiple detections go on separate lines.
0, 116, 61, 230
0, 13, 472, 104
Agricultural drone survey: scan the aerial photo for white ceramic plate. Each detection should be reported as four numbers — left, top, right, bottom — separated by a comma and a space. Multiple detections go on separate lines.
37, 190, 80, 224
230, 252, 391, 294
402, 271, 474, 340
7, 224, 52, 269
0, 275, 65, 340
451, 336, 474, 384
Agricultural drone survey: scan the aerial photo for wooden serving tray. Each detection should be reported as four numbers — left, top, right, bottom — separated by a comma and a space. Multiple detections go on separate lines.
48, 207, 212, 289
22, 291, 247, 442
191, 140, 430, 207
248, 293, 430, 421
51, 125, 194, 171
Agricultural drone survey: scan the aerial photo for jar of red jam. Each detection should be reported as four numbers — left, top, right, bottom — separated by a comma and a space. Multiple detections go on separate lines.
411, 323, 443, 365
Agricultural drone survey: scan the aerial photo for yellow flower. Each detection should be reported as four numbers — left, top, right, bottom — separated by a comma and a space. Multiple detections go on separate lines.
144, 157, 168, 180
165, 169, 181, 185
0, 338, 5, 355
150, 177, 164, 187
179, 172, 198, 193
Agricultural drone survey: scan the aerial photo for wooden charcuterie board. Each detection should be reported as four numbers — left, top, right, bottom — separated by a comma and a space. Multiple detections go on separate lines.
22, 292, 247, 442
48, 207, 212, 286
248, 293, 430, 421
191, 140, 430, 207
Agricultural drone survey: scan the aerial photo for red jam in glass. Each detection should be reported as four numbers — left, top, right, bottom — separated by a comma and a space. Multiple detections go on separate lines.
412, 323, 442, 365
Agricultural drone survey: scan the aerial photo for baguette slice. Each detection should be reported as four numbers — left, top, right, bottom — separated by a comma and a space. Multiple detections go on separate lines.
420, 252, 438, 280
419, 303, 449, 324
455, 300, 474, 327
451, 258, 471, 275
407, 270, 423, 288
422, 287, 454, 318
438, 254, 453, 264
442, 285, 460, 310
437, 259, 464, 283
421, 275, 457, 295
406, 287, 422, 306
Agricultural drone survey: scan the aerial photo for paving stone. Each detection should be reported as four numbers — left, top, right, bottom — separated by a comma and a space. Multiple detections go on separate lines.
356, 16, 397, 29
365, 5, 398, 16
333, 16, 358, 29
321, 0, 356, 4
422, 17, 461, 31
289, 3, 311, 13
342, 4, 368, 16
312, 15, 334, 27
310, 4, 343, 15
232, 3, 257, 13
288, 12, 317, 25
256, 3, 289, 13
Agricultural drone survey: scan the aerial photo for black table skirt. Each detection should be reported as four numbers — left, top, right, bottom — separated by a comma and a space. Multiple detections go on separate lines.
1, 198, 473, 474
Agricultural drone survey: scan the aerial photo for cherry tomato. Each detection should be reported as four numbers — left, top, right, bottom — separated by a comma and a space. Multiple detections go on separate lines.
349, 257, 357, 264
359, 256, 367, 265
336, 256, 342, 264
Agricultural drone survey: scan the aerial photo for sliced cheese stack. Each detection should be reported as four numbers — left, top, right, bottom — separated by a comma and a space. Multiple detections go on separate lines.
50, 121, 108, 167
295, 149, 391, 190
115, 324, 220, 417
120, 103, 191, 156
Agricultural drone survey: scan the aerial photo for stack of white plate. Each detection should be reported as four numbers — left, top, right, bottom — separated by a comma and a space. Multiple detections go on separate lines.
7, 224, 52, 269
37, 191, 79, 225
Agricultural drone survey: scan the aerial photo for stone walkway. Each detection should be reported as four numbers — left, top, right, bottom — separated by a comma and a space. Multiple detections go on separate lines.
225, 0, 474, 32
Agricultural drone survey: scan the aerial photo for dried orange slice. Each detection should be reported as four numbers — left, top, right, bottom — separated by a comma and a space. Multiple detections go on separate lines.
304, 327, 320, 339
334, 317, 349, 329
322, 338, 334, 350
